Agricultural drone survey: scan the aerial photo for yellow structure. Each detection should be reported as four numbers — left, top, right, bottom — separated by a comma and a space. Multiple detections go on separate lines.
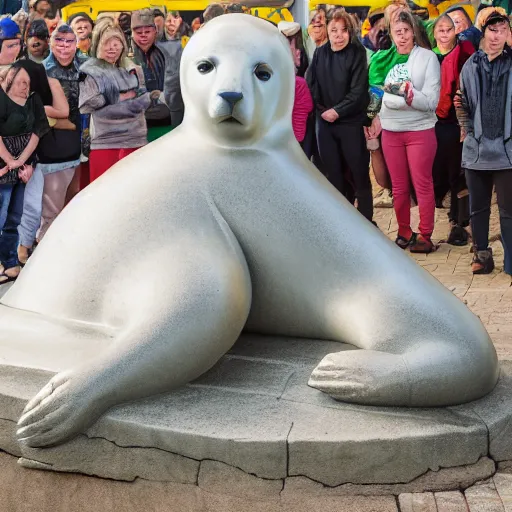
61, 0, 293, 24
307, 0, 475, 21
411, 0, 475, 19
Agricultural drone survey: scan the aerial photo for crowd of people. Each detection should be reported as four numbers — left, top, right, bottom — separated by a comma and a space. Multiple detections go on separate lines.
0, 0, 510, 287
283, 1, 511, 274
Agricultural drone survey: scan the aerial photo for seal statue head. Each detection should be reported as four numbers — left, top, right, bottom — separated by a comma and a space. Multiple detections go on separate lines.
180, 14, 296, 146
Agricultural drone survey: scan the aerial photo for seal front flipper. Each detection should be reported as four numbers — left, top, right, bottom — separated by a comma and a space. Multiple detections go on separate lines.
17, 235, 252, 448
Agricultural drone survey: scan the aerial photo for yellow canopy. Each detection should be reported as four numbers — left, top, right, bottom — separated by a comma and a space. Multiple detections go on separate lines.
307, 0, 475, 19
62, 0, 293, 22
308, 0, 389, 10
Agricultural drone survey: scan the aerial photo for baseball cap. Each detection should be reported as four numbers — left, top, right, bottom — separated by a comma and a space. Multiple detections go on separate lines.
131, 8, 156, 30
0, 18, 21, 41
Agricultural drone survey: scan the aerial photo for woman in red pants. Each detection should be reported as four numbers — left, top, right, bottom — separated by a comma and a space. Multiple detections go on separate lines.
368, 11, 441, 253
79, 17, 151, 182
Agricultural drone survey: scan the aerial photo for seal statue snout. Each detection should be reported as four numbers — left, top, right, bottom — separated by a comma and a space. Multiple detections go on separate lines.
219, 91, 244, 108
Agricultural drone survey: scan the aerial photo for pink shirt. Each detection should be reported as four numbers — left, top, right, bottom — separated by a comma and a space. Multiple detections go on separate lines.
292, 76, 313, 143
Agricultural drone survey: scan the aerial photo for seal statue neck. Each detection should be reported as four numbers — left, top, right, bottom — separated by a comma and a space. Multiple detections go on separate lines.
180, 116, 296, 151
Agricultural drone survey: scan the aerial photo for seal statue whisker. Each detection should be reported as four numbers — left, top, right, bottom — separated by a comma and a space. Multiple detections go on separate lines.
0, 13, 499, 449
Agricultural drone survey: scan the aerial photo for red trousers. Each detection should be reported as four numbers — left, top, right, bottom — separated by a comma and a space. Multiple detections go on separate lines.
381, 128, 437, 239
89, 148, 140, 183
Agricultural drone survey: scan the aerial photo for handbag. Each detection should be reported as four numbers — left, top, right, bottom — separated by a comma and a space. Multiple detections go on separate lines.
0, 133, 32, 186
37, 125, 81, 164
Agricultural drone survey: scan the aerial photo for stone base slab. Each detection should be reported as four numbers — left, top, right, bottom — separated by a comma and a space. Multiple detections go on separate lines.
1, 335, 512, 494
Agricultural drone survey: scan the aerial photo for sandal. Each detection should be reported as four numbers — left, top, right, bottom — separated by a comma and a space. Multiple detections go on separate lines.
472, 248, 494, 275
395, 232, 417, 250
0, 272, 18, 285
0, 265, 21, 285
410, 234, 438, 254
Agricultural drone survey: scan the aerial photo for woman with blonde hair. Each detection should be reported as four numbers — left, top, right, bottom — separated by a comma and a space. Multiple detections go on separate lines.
79, 17, 151, 182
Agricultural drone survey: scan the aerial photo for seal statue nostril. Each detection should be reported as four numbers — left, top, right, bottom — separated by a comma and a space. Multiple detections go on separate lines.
219, 91, 244, 106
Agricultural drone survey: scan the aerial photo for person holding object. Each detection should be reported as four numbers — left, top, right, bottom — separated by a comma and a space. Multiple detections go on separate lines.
368, 11, 440, 253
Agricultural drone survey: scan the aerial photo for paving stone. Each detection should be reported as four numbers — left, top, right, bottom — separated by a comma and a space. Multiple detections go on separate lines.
435, 491, 468, 511
465, 479, 505, 512
399, 492, 437, 511
432, 264, 457, 276
280, 495, 398, 512
494, 473, 512, 512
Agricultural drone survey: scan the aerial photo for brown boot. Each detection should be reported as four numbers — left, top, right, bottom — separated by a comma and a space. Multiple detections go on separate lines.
472, 248, 494, 275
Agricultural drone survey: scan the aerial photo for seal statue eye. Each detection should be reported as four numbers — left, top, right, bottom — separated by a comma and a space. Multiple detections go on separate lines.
197, 61, 214, 74
254, 64, 272, 82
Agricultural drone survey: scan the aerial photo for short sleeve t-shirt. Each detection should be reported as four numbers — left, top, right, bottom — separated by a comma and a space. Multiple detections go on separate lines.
369, 46, 410, 87
384, 61, 411, 86
0, 87, 49, 138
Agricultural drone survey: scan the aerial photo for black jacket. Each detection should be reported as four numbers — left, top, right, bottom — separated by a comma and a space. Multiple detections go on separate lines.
306, 41, 370, 125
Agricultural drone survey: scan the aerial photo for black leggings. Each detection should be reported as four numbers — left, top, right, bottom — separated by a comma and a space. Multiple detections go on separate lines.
466, 168, 512, 275
432, 122, 469, 226
316, 116, 373, 222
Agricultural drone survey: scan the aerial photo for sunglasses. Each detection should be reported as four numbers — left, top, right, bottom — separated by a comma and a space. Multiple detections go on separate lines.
54, 37, 76, 46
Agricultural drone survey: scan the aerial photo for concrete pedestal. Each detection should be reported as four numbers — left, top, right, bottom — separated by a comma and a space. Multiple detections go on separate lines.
1, 335, 511, 501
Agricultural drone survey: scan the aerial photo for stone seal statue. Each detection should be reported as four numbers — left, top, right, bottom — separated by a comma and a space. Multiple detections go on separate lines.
0, 14, 498, 448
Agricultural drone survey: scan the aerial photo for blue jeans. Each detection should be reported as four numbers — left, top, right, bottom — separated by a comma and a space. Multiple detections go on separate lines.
18, 164, 44, 247
0, 182, 25, 269
0, 185, 13, 232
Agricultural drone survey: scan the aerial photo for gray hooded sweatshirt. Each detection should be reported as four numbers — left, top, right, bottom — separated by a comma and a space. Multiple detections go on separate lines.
459, 48, 512, 171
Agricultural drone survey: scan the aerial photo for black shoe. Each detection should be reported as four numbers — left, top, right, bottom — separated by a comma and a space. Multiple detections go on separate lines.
395, 232, 417, 250
472, 248, 494, 274
447, 224, 469, 246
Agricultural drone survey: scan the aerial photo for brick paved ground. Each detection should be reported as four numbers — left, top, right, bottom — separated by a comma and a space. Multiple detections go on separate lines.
373, 186, 512, 511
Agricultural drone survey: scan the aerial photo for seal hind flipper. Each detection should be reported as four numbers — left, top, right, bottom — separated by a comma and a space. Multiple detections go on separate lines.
309, 338, 499, 407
